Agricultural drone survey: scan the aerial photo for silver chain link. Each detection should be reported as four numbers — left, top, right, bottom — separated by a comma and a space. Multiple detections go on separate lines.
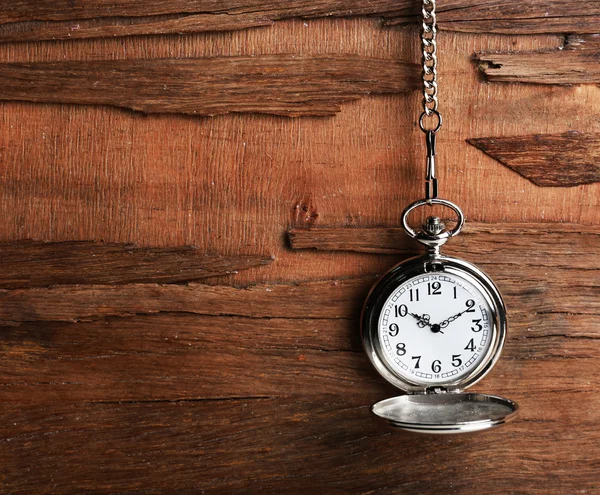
421, 0, 438, 118
401, 1, 467, 239
420, 0, 441, 200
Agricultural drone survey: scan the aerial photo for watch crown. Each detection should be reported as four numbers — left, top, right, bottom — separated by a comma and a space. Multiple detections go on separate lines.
423, 216, 446, 237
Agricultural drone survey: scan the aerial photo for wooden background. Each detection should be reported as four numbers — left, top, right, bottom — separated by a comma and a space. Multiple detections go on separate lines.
0, 2, 599, 493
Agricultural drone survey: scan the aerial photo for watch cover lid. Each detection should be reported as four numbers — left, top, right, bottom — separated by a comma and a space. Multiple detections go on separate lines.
371, 392, 518, 434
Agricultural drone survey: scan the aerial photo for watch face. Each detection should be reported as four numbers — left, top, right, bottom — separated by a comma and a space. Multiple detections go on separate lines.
378, 271, 493, 385
362, 256, 506, 392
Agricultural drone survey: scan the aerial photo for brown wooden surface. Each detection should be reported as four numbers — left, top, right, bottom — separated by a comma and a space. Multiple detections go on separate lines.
0, 56, 419, 117
1, 262, 599, 402
467, 132, 600, 187
0, 12, 599, 495
476, 34, 600, 85
387, 1, 600, 34
0, 240, 273, 287
0, 0, 598, 42
2, 393, 597, 494
289, 222, 600, 267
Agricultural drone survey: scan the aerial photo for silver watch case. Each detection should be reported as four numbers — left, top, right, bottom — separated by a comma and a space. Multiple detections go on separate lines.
361, 253, 518, 434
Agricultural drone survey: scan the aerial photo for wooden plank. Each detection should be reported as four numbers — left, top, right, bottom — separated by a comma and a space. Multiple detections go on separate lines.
0, 254, 597, 402
288, 223, 600, 268
0, 1, 408, 43
0, 240, 273, 288
0, 315, 374, 403
0, 0, 409, 24
0, 13, 276, 43
467, 132, 600, 187
0, 308, 598, 403
389, 2, 600, 34
0, 24, 593, 249
476, 34, 600, 85
436, 14, 600, 35
0, 279, 370, 324
0, 0, 598, 42
0, 261, 597, 325
0, 393, 597, 494
0, 56, 419, 117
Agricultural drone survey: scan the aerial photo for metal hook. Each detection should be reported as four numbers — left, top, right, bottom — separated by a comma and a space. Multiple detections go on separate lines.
425, 130, 438, 201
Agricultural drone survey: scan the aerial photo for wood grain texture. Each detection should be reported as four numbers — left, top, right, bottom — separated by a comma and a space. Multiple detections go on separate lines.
0, 236, 599, 325
289, 222, 600, 268
0, 240, 273, 287
0, 56, 419, 117
0, 23, 595, 248
0, 0, 598, 42
1, 393, 597, 495
0, 0, 408, 24
0, 0, 409, 43
0, 14, 276, 44
0, 278, 368, 325
389, 1, 600, 34
467, 132, 600, 187
476, 34, 600, 84
0, 263, 599, 489
0, 17, 598, 495
0, 288, 598, 403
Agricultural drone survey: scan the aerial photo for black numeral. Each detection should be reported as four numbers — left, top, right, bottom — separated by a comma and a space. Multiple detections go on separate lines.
396, 343, 406, 356
428, 282, 442, 295
412, 356, 421, 369
466, 299, 476, 312
465, 338, 475, 351
453, 286, 458, 299
471, 319, 483, 332
388, 323, 399, 337
431, 360, 441, 373
394, 305, 408, 318
452, 354, 462, 367
410, 288, 419, 302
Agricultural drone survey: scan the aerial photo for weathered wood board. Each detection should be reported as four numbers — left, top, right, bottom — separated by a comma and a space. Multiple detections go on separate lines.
476, 34, 600, 85
0, 0, 598, 42
0, 226, 599, 491
467, 132, 600, 187
0, 56, 419, 117
0, 240, 273, 287
0, 14, 598, 495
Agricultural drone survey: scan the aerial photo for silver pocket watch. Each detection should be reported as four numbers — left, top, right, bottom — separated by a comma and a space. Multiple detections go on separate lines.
361, 200, 518, 434
360, 0, 518, 434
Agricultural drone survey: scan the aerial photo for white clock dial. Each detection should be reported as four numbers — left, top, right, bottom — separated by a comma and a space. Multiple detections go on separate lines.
377, 272, 493, 386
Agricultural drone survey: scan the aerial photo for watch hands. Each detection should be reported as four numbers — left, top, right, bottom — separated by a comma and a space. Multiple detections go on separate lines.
409, 312, 431, 328
409, 313, 445, 334
438, 308, 470, 329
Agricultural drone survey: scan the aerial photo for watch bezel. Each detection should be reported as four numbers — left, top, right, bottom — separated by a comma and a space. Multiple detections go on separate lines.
361, 254, 507, 394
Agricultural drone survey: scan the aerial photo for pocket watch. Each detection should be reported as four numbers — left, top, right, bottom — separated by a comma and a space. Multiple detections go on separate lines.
362, 201, 518, 433
360, 0, 518, 434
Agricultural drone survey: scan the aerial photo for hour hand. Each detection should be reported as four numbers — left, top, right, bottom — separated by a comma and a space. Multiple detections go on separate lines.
409, 312, 431, 328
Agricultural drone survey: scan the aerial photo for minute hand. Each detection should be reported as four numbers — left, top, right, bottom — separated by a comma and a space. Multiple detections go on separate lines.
438, 308, 470, 329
